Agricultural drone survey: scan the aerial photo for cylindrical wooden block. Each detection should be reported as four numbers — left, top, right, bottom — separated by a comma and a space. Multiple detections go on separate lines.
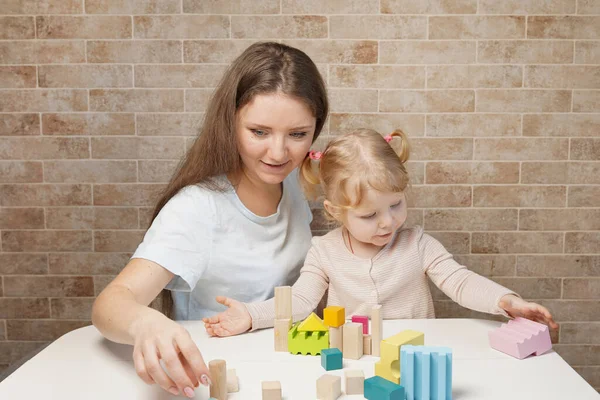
274, 318, 292, 352
371, 305, 382, 357
329, 325, 343, 351
209, 359, 227, 400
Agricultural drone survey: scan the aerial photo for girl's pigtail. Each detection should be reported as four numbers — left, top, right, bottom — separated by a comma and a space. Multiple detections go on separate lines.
388, 129, 410, 164
300, 153, 321, 200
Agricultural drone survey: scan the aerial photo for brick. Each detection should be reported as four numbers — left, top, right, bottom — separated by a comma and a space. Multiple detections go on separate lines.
0, 67, 37, 89
329, 113, 424, 137
427, 232, 470, 254
473, 186, 566, 207
429, 16, 525, 39
433, 300, 506, 321
45, 207, 93, 229
0, 342, 48, 365
0, 208, 44, 229
578, 0, 600, 13
426, 162, 519, 184
380, 41, 475, 64
520, 209, 600, 231
563, 280, 600, 300
2, 231, 92, 252
410, 186, 471, 208
0, 298, 49, 319
330, 65, 424, 89
0, 253, 47, 275
329, 89, 378, 112
137, 113, 202, 136
88, 40, 181, 64
4, 0, 83, 13
282, 0, 377, 13
478, 40, 574, 64
424, 209, 517, 231
0, 184, 91, 206
427, 114, 520, 137
528, 16, 600, 39
537, 301, 600, 321
569, 186, 600, 207
51, 298, 94, 319
86, 0, 180, 13
479, 0, 575, 14
523, 114, 600, 137
94, 207, 139, 229
0, 41, 86, 64
4, 276, 94, 297
134, 16, 229, 39
37, 16, 131, 39
454, 255, 516, 276
0, 161, 43, 183
89, 89, 183, 112
6, 320, 90, 341
135, 65, 227, 88
185, 89, 213, 112
381, 0, 476, 13
330, 16, 426, 39
0, 137, 89, 160
408, 138, 472, 160
476, 90, 571, 112
91, 137, 184, 159
232, 16, 327, 39
517, 256, 600, 277
561, 323, 600, 344
494, 278, 561, 299
139, 160, 179, 182
0, 114, 39, 136
42, 113, 135, 136
39, 65, 132, 88
573, 90, 600, 112
281, 40, 378, 64
474, 138, 568, 160
0, 17, 35, 39
94, 275, 114, 295
138, 207, 153, 229
183, 40, 262, 63
0, 90, 88, 112
571, 139, 600, 160
186, 0, 278, 13
522, 162, 600, 184
472, 232, 563, 254
380, 90, 475, 113
566, 232, 600, 253
525, 66, 600, 89
575, 41, 600, 64
45, 160, 137, 183
93, 184, 164, 206
427, 65, 522, 88
94, 231, 145, 252
49, 252, 130, 275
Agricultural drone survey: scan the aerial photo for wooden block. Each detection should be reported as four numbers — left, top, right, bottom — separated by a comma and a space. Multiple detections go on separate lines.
329, 325, 343, 351
274, 318, 291, 352
344, 369, 365, 395
371, 305, 382, 357
324, 306, 345, 327
262, 381, 282, 400
227, 368, 239, 393
298, 312, 328, 332
351, 315, 369, 334
363, 334, 372, 355
209, 359, 227, 400
375, 330, 424, 384
364, 375, 405, 400
316, 374, 341, 400
342, 322, 363, 360
321, 348, 343, 371
275, 286, 292, 319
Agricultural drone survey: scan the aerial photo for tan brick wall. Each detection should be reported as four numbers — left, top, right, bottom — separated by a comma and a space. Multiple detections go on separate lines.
0, 0, 598, 389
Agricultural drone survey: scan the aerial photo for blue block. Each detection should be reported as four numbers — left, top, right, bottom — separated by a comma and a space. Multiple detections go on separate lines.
364, 376, 405, 400
321, 348, 343, 371
401, 345, 452, 400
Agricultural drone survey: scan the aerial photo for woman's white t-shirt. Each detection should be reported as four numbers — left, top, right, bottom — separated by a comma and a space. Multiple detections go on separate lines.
131, 169, 313, 320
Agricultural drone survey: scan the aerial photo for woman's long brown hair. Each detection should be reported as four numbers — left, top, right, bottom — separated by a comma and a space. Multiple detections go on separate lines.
149, 42, 329, 318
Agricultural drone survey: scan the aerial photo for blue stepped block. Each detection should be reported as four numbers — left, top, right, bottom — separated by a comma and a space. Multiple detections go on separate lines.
364, 375, 405, 400
400, 345, 452, 400
321, 348, 343, 371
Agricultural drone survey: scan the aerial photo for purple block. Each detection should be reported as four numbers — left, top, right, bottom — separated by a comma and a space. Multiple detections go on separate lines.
352, 315, 369, 335
488, 317, 552, 359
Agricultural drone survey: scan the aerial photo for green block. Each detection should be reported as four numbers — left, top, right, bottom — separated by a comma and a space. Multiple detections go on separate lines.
288, 322, 329, 356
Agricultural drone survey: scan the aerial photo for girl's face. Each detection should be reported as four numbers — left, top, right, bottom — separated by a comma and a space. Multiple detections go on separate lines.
339, 190, 408, 248
235, 92, 316, 186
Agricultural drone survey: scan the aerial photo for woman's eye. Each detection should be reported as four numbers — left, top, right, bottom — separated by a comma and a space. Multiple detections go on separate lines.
291, 131, 307, 138
251, 129, 266, 136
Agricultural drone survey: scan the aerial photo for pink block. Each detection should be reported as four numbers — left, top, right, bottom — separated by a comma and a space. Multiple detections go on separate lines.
488, 317, 552, 359
351, 315, 369, 334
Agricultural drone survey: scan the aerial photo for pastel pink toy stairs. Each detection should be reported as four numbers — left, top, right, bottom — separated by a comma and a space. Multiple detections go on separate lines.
488, 317, 552, 359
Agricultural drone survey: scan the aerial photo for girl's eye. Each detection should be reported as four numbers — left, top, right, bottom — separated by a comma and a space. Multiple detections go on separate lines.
391, 201, 402, 208
291, 131, 307, 138
361, 213, 376, 219
251, 129, 266, 136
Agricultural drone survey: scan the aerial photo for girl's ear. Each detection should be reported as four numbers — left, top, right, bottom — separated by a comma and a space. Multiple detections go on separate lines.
323, 200, 342, 223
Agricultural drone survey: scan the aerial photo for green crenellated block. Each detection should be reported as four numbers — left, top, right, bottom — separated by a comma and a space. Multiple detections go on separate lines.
288, 322, 329, 356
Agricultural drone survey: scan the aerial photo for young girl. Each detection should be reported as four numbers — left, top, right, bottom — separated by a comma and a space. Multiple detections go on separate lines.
203, 129, 558, 336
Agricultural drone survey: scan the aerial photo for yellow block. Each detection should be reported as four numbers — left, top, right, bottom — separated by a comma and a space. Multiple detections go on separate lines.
375, 360, 399, 384
297, 312, 328, 332
375, 330, 424, 385
323, 306, 345, 328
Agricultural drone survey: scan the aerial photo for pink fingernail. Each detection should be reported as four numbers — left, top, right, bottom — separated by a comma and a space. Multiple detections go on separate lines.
200, 374, 212, 386
168, 387, 179, 395
183, 387, 195, 398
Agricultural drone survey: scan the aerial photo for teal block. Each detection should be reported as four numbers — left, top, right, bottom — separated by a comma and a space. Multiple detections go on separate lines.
321, 348, 343, 371
364, 376, 405, 400
401, 345, 452, 400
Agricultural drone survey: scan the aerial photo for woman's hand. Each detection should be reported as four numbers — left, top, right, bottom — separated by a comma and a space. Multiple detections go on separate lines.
130, 313, 211, 398
203, 296, 252, 337
498, 294, 559, 330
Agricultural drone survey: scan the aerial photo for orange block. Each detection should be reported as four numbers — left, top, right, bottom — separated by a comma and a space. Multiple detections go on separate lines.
324, 306, 345, 328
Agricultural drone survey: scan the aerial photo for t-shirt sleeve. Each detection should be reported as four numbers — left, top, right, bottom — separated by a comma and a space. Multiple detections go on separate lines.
131, 186, 214, 292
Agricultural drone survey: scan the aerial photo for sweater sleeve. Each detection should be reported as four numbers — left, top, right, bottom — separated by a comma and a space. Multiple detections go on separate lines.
417, 228, 519, 316
244, 241, 330, 331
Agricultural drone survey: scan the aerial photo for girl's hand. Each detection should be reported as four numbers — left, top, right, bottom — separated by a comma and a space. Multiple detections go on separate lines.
130, 313, 211, 398
203, 296, 252, 337
498, 294, 559, 330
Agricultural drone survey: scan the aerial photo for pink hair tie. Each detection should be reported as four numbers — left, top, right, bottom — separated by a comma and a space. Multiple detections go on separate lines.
309, 150, 322, 160
384, 134, 393, 143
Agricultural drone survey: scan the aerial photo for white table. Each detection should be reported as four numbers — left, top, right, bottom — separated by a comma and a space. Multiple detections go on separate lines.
0, 319, 598, 399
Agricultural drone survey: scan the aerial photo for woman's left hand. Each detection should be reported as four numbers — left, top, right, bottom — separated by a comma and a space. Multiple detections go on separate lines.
498, 294, 559, 330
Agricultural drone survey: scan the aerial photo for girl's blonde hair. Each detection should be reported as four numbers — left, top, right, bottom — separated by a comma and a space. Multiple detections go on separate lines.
300, 128, 410, 220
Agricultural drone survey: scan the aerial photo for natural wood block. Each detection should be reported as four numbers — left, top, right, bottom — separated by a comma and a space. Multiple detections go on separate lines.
275, 286, 292, 319
262, 380, 282, 400
342, 322, 363, 360
316, 374, 341, 400
363, 334, 372, 355
274, 318, 292, 352
208, 359, 227, 400
371, 305, 382, 357
345, 369, 365, 395
227, 368, 239, 393
329, 325, 343, 351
